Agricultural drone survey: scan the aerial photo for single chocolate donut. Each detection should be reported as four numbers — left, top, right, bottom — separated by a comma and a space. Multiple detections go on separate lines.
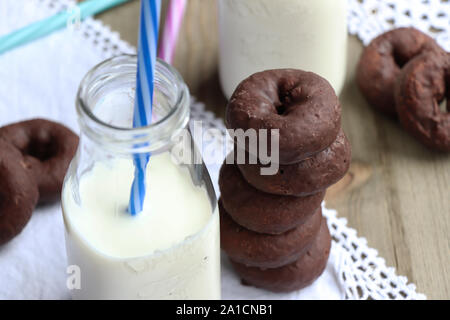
237, 130, 351, 196
395, 51, 450, 151
357, 27, 444, 116
220, 200, 322, 269
219, 162, 325, 234
0, 139, 39, 245
0, 119, 79, 202
226, 69, 341, 164
231, 218, 331, 293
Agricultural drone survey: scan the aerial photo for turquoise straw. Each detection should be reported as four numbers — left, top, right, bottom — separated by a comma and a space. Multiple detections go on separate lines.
0, 0, 129, 55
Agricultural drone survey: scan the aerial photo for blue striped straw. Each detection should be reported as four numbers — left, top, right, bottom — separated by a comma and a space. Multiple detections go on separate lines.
128, 0, 161, 215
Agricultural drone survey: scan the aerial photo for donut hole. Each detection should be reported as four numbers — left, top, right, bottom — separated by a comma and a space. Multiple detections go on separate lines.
438, 73, 449, 113
275, 89, 289, 115
393, 49, 409, 69
439, 98, 448, 113
276, 104, 287, 115
25, 136, 57, 162
445, 74, 450, 113
276, 84, 303, 115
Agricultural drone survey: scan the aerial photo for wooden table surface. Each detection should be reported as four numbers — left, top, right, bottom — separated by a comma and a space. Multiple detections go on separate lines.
97, 0, 450, 299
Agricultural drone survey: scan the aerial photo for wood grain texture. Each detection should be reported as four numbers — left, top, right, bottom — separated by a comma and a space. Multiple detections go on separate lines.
97, 0, 449, 299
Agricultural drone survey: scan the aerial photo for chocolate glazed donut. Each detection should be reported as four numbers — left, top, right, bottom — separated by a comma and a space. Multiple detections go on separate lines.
219, 200, 322, 269
219, 162, 325, 234
395, 51, 450, 152
357, 27, 444, 116
231, 218, 331, 293
0, 139, 39, 245
237, 130, 351, 196
0, 119, 79, 202
226, 69, 341, 164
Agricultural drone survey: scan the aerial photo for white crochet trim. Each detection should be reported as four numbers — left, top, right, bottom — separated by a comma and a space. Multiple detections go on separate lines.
37, 0, 136, 57
39, 0, 429, 300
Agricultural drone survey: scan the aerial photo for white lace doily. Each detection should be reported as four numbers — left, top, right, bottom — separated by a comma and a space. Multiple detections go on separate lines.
2, 0, 434, 300
348, 0, 450, 51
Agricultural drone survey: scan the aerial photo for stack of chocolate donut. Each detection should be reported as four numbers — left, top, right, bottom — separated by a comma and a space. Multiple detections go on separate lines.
219, 69, 351, 292
0, 119, 78, 245
357, 27, 450, 152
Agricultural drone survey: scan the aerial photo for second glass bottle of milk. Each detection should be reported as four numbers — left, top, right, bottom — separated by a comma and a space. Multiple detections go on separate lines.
218, 0, 348, 99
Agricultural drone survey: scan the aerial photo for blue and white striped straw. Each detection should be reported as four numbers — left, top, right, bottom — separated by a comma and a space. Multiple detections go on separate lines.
129, 0, 161, 215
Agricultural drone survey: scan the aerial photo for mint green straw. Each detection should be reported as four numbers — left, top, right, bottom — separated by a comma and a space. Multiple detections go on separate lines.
0, 0, 129, 55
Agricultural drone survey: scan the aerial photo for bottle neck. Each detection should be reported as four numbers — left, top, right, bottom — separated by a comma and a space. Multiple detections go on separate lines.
76, 55, 190, 156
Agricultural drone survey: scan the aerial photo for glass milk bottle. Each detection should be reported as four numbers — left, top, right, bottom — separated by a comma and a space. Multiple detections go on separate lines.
62, 55, 220, 300
218, 0, 348, 99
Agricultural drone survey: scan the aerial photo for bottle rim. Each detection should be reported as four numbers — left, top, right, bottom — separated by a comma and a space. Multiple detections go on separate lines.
76, 54, 190, 153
